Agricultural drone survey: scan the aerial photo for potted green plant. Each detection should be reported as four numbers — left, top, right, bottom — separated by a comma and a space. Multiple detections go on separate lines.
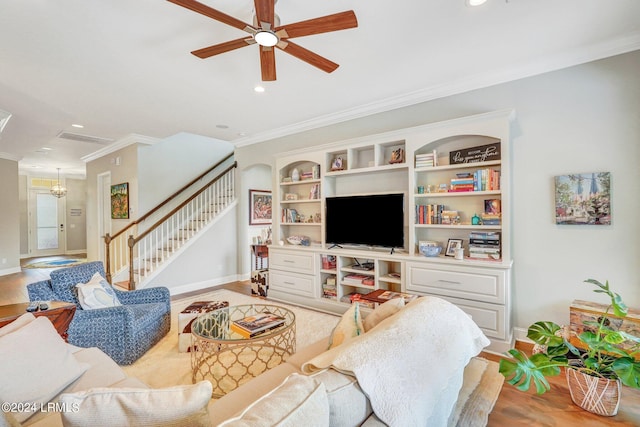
499, 279, 640, 416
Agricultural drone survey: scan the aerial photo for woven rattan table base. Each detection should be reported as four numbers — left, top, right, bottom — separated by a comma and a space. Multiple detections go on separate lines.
191, 304, 296, 397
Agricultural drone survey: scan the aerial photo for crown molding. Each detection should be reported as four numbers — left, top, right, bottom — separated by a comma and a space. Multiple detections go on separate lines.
234, 32, 640, 148
0, 151, 21, 162
81, 133, 158, 163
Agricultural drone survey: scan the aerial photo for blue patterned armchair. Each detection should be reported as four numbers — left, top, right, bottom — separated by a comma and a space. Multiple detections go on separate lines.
27, 261, 171, 365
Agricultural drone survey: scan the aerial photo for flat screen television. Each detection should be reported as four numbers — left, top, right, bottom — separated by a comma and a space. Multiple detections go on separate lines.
325, 193, 404, 249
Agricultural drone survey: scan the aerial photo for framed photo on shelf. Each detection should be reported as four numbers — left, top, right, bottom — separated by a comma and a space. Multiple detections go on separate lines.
110, 182, 129, 219
249, 189, 272, 225
445, 239, 463, 257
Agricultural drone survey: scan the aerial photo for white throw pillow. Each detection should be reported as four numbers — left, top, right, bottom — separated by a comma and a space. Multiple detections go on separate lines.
328, 303, 364, 349
59, 381, 213, 427
75, 272, 121, 310
0, 317, 89, 423
363, 297, 405, 332
218, 373, 329, 427
0, 312, 35, 338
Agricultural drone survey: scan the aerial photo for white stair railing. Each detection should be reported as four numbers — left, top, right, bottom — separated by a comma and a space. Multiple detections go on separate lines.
103, 156, 236, 288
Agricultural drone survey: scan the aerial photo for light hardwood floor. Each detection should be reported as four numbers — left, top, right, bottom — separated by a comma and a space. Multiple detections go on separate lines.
1, 256, 639, 426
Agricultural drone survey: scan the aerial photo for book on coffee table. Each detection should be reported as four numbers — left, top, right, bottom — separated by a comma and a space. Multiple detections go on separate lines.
231, 312, 286, 338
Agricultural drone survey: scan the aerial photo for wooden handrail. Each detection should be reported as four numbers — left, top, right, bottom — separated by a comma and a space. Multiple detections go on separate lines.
108, 152, 234, 241
130, 162, 237, 245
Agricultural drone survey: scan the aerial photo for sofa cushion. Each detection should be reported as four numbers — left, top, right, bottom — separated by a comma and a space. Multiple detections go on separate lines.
75, 272, 121, 310
310, 368, 373, 426
59, 381, 213, 427
218, 373, 329, 427
328, 303, 363, 349
208, 362, 299, 426
0, 317, 89, 423
0, 312, 35, 337
363, 297, 404, 332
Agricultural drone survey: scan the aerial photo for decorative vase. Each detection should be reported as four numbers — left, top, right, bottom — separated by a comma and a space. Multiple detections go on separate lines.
565, 366, 621, 416
291, 168, 300, 182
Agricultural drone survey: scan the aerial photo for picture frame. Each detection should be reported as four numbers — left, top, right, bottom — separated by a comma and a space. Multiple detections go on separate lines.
110, 182, 129, 219
249, 189, 272, 225
445, 238, 463, 257
330, 157, 344, 171
554, 172, 611, 225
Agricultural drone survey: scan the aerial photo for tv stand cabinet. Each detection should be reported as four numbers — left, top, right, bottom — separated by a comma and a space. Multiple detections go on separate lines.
269, 110, 515, 352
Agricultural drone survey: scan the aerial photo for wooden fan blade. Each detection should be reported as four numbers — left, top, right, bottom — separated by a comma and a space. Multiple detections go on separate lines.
254, 0, 274, 28
260, 47, 276, 81
168, 0, 253, 32
277, 10, 357, 39
192, 38, 254, 59
278, 41, 338, 73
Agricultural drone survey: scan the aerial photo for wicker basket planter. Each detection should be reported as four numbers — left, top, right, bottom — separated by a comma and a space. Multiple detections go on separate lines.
566, 366, 621, 416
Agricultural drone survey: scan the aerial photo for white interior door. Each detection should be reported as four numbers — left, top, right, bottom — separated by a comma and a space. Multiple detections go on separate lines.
29, 190, 66, 256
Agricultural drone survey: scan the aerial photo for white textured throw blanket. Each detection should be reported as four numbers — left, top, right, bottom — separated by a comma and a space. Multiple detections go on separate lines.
301, 296, 490, 426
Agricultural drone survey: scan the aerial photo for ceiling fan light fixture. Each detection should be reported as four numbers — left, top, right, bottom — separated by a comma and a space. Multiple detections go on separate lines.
254, 30, 278, 47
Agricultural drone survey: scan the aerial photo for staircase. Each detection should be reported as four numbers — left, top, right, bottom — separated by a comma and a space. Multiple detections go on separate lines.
104, 155, 237, 289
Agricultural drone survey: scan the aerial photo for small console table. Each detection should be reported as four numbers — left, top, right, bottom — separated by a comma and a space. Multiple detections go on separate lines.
0, 301, 76, 341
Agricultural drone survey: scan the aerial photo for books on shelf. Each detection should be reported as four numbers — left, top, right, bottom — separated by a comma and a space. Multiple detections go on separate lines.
309, 183, 320, 200
468, 231, 501, 260
230, 312, 286, 338
415, 149, 437, 168
342, 274, 374, 286
415, 204, 445, 224
360, 289, 418, 304
447, 169, 500, 192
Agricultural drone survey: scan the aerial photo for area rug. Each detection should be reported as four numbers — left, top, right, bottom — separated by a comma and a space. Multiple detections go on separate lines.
122, 289, 340, 388
121, 289, 504, 425
22, 258, 87, 269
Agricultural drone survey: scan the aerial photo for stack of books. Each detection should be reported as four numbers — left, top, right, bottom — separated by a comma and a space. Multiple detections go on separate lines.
415, 150, 438, 168
468, 232, 501, 260
449, 173, 475, 192
322, 276, 337, 300
473, 169, 501, 191
480, 213, 501, 225
230, 312, 286, 338
342, 274, 374, 287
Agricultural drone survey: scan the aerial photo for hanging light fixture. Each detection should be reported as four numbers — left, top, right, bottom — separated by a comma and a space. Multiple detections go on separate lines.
51, 168, 67, 198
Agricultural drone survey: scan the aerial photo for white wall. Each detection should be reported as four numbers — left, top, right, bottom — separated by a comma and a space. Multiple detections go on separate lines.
235, 50, 640, 331
0, 157, 20, 275
239, 163, 273, 278
137, 132, 234, 213
145, 204, 239, 293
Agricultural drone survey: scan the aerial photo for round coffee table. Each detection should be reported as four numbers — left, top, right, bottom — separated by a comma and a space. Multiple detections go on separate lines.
190, 304, 296, 397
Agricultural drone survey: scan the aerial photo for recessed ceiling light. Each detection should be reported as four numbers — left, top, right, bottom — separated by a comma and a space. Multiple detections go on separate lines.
72, 123, 84, 128
216, 124, 229, 129
467, 0, 487, 6
30, 165, 43, 169
254, 86, 265, 93
40, 147, 53, 151
237, 132, 247, 137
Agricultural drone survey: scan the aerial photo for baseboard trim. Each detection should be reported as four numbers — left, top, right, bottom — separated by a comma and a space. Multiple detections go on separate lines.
167, 275, 242, 296
0, 266, 21, 277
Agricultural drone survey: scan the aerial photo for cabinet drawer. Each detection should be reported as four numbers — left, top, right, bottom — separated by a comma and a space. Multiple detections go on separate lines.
406, 263, 506, 304
438, 295, 506, 340
269, 269, 315, 297
269, 249, 316, 274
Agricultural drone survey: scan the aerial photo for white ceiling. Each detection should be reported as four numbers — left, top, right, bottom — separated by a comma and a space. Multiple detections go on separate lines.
1, 0, 639, 178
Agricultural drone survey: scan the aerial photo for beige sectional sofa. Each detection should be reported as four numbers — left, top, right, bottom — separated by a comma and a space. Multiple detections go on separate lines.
1, 296, 503, 427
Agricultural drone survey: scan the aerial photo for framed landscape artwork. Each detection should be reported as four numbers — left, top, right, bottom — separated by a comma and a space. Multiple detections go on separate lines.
554, 172, 611, 225
249, 189, 272, 225
111, 182, 129, 219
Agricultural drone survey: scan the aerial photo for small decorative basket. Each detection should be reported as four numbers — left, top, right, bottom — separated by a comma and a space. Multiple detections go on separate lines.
420, 246, 442, 257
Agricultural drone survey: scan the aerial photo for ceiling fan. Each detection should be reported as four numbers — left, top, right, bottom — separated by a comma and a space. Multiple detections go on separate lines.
168, 0, 358, 81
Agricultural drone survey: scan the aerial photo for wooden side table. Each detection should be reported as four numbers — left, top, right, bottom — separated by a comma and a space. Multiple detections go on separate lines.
0, 301, 76, 341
